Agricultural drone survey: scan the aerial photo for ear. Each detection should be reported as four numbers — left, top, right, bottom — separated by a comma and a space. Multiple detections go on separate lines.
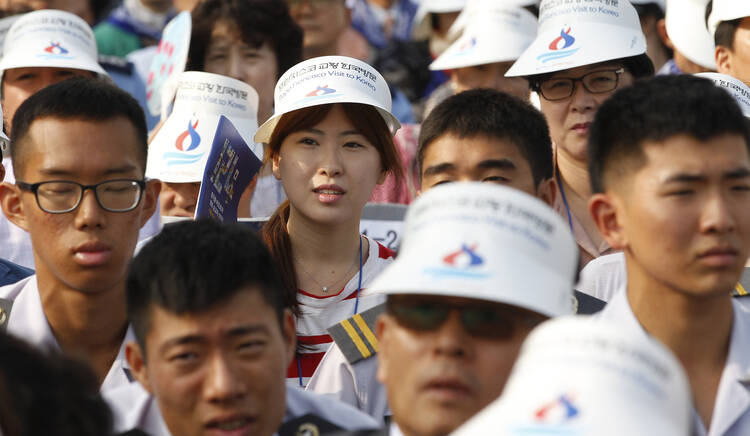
536, 177, 557, 207
0, 182, 29, 232
125, 341, 154, 394
716, 45, 733, 76
375, 315, 390, 384
656, 18, 673, 49
139, 179, 161, 227
376, 168, 388, 185
588, 192, 628, 250
281, 309, 297, 368
271, 154, 282, 181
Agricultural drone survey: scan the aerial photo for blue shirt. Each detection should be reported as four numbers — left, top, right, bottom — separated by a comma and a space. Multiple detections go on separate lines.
0, 258, 33, 287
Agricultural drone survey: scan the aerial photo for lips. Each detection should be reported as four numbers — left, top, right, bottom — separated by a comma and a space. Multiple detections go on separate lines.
313, 184, 346, 204
72, 241, 113, 267
204, 415, 255, 436
421, 375, 474, 403
571, 121, 591, 134
697, 246, 740, 267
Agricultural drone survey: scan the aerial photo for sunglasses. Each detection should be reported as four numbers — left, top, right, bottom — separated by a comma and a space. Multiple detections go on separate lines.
386, 296, 545, 340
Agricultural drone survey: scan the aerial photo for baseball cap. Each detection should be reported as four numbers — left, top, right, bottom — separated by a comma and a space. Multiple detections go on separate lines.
707, 0, 750, 38
367, 182, 578, 318
254, 56, 400, 144
0, 9, 106, 79
146, 71, 260, 183
506, 0, 647, 77
696, 72, 750, 117
665, 0, 715, 70
430, 5, 537, 71
452, 317, 692, 436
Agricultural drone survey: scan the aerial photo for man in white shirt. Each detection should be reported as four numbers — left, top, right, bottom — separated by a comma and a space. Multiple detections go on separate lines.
0, 77, 160, 391
588, 74, 750, 436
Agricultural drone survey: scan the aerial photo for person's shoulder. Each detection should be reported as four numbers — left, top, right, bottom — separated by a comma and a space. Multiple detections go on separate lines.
327, 428, 389, 436
0, 274, 34, 299
0, 258, 33, 287
328, 303, 385, 365
285, 386, 380, 431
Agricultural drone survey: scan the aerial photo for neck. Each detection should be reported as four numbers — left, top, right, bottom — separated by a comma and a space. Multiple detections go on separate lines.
556, 147, 591, 199
287, 207, 363, 267
303, 43, 339, 61
625, 254, 733, 368
36, 272, 128, 383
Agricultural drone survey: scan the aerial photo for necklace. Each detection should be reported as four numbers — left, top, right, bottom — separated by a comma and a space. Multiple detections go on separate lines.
294, 236, 363, 293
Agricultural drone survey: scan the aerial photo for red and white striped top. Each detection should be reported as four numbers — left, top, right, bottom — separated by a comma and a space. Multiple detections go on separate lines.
287, 235, 395, 388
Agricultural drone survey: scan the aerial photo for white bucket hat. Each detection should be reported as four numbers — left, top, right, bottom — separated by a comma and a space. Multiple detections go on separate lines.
696, 72, 750, 118
506, 0, 647, 77
0, 9, 106, 79
451, 317, 692, 436
412, 0, 466, 40
367, 182, 578, 318
707, 0, 750, 38
630, 0, 665, 12
666, 0, 715, 70
254, 56, 400, 144
430, 5, 537, 71
146, 71, 260, 183
448, 0, 538, 40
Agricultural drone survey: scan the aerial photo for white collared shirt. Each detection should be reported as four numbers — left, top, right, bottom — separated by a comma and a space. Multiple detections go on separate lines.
0, 275, 136, 393
596, 289, 750, 436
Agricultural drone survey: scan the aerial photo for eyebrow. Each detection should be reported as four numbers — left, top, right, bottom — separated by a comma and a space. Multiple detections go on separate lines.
422, 162, 456, 178
477, 159, 517, 171
663, 167, 750, 183
299, 128, 365, 137
37, 164, 139, 177
160, 324, 272, 352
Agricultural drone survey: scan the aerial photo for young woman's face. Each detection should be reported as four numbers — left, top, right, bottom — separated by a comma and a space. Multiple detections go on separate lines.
272, 105, 386, 226
203, 21, 278, 123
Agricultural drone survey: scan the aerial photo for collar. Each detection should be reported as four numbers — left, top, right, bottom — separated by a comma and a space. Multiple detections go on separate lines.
390, 422, 406, 436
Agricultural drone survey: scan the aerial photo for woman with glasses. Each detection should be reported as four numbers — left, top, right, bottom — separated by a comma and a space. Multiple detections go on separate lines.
506, 0, 655, 268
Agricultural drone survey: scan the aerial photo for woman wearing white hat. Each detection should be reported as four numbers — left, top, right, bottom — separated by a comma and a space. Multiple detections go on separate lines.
506, 0, 654, 269
256, 55, 403, 387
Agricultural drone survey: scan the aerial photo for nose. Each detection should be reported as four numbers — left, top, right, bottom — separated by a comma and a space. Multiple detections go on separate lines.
569, 80, 596, 114
227, 49, 248, 84
204, 354, 246, 404
73, 189, 106, 229
318, 144, 343, 178
173, 184, 199, 211
700, 191, 736, 234
432, 311, 471, 359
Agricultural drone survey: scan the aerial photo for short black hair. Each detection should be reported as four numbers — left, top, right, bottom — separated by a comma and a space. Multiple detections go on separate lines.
706, 1, 743, 50
126, 219, 287, 351
187, 0, 303, 80
589, 75, 750, 193
418, 88, 553, 186
0, 332, 113, 436
10, 76, 147, 176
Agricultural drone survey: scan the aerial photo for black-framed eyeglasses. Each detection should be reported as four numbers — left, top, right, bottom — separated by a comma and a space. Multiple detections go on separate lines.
536, 68, 625, 101
16, 179, 146, 214
386, 296, 545, 340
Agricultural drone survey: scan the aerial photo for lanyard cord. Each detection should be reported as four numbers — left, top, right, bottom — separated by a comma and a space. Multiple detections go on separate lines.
556, 171, 574, 233
296, 236, 364, 388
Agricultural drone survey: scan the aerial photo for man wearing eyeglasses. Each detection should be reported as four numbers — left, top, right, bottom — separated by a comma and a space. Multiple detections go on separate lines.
330, 182, 578, 436
0, 77, 160, 392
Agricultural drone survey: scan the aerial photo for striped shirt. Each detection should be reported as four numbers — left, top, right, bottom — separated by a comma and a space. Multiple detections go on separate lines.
287, 235, 395, 387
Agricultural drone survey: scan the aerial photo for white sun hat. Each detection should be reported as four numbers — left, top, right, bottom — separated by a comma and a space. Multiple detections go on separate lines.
506, 0, 647, 77
666, 0, 715, 70
146, 71, 260, 183
451, 317, 692, 436
430, 5, 537, 71
696, 72, 750, 118
367, 182, 577, 317
412, 0, 467, 40
0, 9, 106, 79
707, 0, 750, 38
254, 56, 400, 144
448, 0, 538, 40
630, 0, 665, 12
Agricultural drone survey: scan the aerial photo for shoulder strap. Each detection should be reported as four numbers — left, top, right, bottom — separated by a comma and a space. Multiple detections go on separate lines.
278, 413, 343, 436
0, 297, 13, 332
573, 291, 607, 315
328, 303, 385, 365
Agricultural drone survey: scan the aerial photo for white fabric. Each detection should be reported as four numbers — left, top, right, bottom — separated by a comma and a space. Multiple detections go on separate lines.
708, 0, 750, 37
291, 235, 394, 387
576, 252, 626, 302
596, 290, 750, 436
390, 423, 406, 436
665, 0, 715, 70
306, 341, 390, 424
104, 382, 381, 435
0, 275, 135, 393
696, 73, 750, 118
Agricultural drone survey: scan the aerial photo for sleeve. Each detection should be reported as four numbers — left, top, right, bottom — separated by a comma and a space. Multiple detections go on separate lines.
306, 343, 362, 410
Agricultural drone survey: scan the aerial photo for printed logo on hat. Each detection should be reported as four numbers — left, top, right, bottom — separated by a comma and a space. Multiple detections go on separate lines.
534, 393, 580, 424
422, 243, 490, 279
300, 85, 343, 104
37, 41, 74, 60
455, 36, 478, 55
163, 116, 205, 167
537, 27, 579, 63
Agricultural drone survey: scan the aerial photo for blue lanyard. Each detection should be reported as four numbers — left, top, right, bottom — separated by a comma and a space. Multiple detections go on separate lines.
297, 236, 364, 387
556, 171, 574, 233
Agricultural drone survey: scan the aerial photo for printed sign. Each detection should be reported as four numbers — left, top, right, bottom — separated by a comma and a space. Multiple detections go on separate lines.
195, 116, 262, 222
146, 11, 191, 116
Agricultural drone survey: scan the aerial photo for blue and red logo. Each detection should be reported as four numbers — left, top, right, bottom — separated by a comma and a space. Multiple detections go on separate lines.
452, 36, 478, 56
163, 117, 205, 168
37, 41, 74, 60
423, 243, 490, 279
537, 27, 580, 64
297, 85, 343, 104
534, 394, 579, 424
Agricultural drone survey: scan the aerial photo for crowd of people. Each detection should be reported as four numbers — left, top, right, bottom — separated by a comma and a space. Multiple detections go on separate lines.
0, 0, 749, 435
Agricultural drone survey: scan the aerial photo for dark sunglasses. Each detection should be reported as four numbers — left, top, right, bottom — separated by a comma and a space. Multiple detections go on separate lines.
386, 297, 545, 340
